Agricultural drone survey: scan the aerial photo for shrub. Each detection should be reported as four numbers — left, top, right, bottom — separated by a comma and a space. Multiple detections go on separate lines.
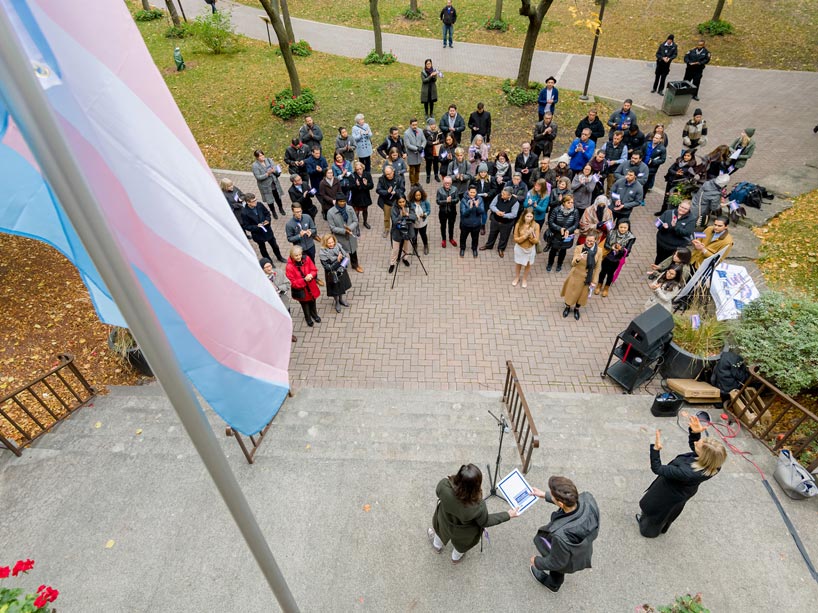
164, 23, 193, 39
363, 50, 397, 65
731, 290, 818, 396
501, 79, 540, 107
698, 19, 734, 36
640, 593, 710, 613
291, 40, 312, 57
270, 88, 316, 120
134, 8, 164, 22
484, 18, 509, 32
402, 8, 423, 20
190, 11, 239, 54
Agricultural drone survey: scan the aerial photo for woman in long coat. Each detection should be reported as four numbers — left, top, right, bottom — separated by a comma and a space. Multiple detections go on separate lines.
349, 161, 374, 229
317, 168, 341, 220
428, 464, 519, 563
318, 234, 352, 313
560, 230, 602, 320
252, 149, 285, 217
326, 195, 363, 273
420, 59, 439, 119
637, 415, 727, 538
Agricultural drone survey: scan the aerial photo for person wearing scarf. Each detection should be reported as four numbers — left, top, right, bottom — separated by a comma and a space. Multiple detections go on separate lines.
578, 194, 613, 245
490, 151, 512, 185
560, 230, 602, 321
596, 219, 636, 297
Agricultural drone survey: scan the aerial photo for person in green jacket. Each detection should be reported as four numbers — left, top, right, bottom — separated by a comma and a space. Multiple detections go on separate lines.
728, 128, 756, 172
428, 464, 519, 564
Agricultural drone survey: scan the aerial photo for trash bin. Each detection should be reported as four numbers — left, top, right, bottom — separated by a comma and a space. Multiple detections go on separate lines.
650, 392, 683, 417
662, 81, 696, 116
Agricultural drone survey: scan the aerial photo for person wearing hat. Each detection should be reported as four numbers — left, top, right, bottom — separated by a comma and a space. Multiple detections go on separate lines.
480, 185, 520, 257
259, 257, 297, 343
691, 174, 729, 227
683, 40, 711, 101
652, 35, 678, 95
682, 109, 708, 153
537, 77, 559, 121
728, 128, 756, 173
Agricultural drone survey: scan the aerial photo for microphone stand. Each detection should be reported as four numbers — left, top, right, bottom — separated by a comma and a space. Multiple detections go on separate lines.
485, 409, 509, 501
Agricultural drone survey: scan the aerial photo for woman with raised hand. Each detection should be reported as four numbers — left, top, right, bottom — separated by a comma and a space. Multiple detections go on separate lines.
512, 208, 540, 289
637, 414, 727, 538
428, 464, 519, 564
595, 219, 636, 298
559, 229, 601, 321
420, 58, 439, 120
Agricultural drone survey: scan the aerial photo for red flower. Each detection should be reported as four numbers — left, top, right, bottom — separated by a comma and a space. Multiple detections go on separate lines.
291, 95, 296, 99
44, 586, 59, 602
34, 592, 48, 608
0, 566, 9, 578
11, 558, 34, 576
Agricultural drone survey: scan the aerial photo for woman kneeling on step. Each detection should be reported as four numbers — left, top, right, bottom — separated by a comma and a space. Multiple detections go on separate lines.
560, 230, 602, 321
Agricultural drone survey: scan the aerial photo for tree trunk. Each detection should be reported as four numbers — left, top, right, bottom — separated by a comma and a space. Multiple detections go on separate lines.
711, 0, 726, 22
141, 0, 151, 10
516, 1, 554, 88
410, 0, 419, 12
165, 0, 181, 27
370, 0, 383, 55
258, 0, 302, 97
279, 0, 295, 44
494, 0, 503, 22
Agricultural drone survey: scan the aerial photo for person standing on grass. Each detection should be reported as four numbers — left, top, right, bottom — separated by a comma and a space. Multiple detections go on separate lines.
421, 59, 439, 120
440, 0, 457, 48
537, 77, 559, 121
683, 40, 711, 101
298, 116, 323, 154
652, 34, 677, 95
351, 114, 374, 173
532, 112, 558, 159
512, 209, 540, 289
468, 102, 492, 144
440, 104, 466, 145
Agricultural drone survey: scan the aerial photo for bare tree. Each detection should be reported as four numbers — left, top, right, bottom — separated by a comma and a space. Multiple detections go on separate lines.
711, 0, 727, 21
494, 0, 503, 22
370, 0, 383, 55
279, 0, 295, 43
165, 0, 181, 27
516, 0, 555, 88
258, 0, 302, 96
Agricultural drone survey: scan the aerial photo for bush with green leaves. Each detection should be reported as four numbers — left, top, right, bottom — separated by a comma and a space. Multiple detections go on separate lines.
270, 88, 316, 120
731, 290, 818, 396
640, 593, 710, 613
501, 79, 542, 107
364, 50, 397, 65
134, 8, 164, 22
191, 11, 239, 54
484, 18, 509, 32
698, 19, 734, 36
291, 40, 312, 57
402, 8, 423, 20
164, 23, 193, 39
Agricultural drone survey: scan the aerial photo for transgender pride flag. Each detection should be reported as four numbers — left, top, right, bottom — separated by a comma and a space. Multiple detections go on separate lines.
0, 0, 292, 435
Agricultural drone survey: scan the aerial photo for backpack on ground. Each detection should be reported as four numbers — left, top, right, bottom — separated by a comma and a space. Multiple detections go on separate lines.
728, 181, 763, 209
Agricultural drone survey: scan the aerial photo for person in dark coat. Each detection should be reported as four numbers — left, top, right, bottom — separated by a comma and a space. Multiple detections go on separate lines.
532, 112, 558, 159
220, 178, 245, 228
655, 199, 695, 264
468, 102, 492, 144
528, 476, 600, 592
459, 186, 485, 258
683, 40, 711, 100
439, 104, 466, 144
284, 138, 309, 180
421, 59, 439, 119
305, 147, 328, 193
637, 414, 727, 538
288, 174, 318, 221
349, 161, 374, 229
514, 142, 538, 188
240, 193, 285, 263
318, 234, 352, 313
376, 165, 405, 238
575, 109, 606, 142
546, 195, 580, 272
652, 34, 678, 95
298, 116, 323, 153
429, 463, 519, 563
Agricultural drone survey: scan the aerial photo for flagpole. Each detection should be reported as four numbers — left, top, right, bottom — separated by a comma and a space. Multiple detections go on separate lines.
0, 10, 299, 613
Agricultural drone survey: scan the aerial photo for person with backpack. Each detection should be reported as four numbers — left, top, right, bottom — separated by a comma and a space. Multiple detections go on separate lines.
439, 0, 457, 48
527, 476, 600, 592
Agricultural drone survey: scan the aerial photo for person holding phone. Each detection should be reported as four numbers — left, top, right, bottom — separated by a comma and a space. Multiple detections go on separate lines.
428, 463, 519, 564
319, 234, 352, 313
637, 414, 727, 538
458, 186, 485, 258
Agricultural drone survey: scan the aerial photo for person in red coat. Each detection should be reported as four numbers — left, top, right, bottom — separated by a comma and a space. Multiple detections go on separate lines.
285, 245, 322, 327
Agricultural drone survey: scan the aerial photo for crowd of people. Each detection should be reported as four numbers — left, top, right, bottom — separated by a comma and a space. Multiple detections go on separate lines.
221, 34, 753, 327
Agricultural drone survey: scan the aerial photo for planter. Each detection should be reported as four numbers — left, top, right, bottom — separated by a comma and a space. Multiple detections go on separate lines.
107, 330, 153, 377
660, 340, 720, 381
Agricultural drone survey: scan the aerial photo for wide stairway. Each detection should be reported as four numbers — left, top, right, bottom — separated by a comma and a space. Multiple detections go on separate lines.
1, 383, 816, 612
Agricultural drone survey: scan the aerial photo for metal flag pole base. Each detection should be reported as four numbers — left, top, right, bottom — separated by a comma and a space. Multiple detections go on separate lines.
484, 409, 509, 501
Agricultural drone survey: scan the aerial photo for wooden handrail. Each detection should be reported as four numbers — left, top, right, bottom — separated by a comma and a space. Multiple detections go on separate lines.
502, 360, 540, 474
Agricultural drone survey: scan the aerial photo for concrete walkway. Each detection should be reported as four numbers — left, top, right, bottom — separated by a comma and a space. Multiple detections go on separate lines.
183, 0, 818, 195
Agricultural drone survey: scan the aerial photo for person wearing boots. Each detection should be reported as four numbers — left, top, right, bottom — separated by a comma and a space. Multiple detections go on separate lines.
546, 194, 580, 272
319, 234, 352, 313
459, 185, 484, 258
480, 185, 520, 258
683, 40, 711, 101
326, 194, 364, 273
285, 245, 321, 327
652, 34, 677, 95
240, 193, 286, 264
560, 230, 602, 320
596, 219, 636, 298
252, 149, 286, 218
528, 476, 600, 592
423, 118, 443, 183
349, 161, 374, 229
682, 108, 708, 153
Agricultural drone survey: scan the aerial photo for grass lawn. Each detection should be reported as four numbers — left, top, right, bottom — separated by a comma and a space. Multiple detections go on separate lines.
231, 0, 818, 71
754, 189, 818, 299
138, 10, 659, 171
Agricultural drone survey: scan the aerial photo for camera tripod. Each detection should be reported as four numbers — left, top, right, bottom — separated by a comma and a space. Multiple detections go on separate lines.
484, 409, 510, 502
390, 236, 428, 289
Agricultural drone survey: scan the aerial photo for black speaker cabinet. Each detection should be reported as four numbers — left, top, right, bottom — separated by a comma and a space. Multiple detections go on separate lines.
621, 304, 674, 354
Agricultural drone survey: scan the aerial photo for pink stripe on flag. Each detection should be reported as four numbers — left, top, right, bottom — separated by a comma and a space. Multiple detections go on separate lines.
3, 118, 41, 169
31, 0, 209, 172
57, 116, 291, 385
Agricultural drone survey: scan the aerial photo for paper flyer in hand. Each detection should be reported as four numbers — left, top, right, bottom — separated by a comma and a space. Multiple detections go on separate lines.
497, 469, 538, 515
